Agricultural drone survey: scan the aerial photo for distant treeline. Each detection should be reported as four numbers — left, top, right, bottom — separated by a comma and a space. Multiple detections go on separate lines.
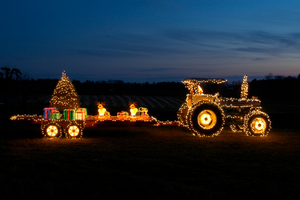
74, 76, 300, 103
1, 74, 300, 107
249, 75, 300, 103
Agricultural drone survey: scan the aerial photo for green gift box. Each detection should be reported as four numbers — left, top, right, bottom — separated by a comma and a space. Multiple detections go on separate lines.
63, 109, 75, 120
50, 110, 60, 120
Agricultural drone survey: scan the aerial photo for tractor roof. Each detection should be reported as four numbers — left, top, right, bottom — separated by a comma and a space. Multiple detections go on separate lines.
182, 78, 227, 84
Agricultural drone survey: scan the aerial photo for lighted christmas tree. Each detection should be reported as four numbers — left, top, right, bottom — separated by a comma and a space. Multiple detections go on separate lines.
241, 75, 248, 99
49, 71, 80, 111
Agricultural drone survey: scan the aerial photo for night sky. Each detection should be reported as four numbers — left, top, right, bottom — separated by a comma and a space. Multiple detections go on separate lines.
1, 0, 300, 83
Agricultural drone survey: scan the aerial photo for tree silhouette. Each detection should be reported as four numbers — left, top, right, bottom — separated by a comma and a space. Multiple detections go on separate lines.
0, 66, 23, 113
10, 68, 22, 80
49, 71, 80, 111
0, 67, 11, 79
0, 67, 22, 81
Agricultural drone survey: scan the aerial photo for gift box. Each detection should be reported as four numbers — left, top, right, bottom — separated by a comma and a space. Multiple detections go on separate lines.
50, 110, 60, 120
76, 108, 87, 120
43, 107, 57, 119
76, 111, 84, 120
63, 109, 75, 120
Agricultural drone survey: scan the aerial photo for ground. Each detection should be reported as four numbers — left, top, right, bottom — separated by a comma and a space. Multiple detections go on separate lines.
0, 123, 299, 199
1, 100, 300, 199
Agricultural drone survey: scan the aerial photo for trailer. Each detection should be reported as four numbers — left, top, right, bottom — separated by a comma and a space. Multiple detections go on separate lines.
10, 112, 168, 139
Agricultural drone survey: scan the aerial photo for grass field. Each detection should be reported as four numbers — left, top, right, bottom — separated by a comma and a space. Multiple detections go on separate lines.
1, 122, 300, 199
1, 101, 300, 199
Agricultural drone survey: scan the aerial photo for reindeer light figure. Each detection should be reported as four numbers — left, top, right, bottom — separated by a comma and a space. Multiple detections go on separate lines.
97, 102, 110, 120
129, 102, 138, 117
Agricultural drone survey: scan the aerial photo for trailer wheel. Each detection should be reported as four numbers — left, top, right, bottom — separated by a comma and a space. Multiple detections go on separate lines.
177, 102, 189, 127
244, 110, 271, 137
43, 122, 62, 138
65, 122, 83, 139
188, 102, 224, 137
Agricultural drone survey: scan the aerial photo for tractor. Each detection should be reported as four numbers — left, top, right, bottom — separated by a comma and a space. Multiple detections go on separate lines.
177, 76, 271, 137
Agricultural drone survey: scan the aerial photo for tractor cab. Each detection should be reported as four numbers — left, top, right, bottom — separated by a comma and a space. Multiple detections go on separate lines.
182, 78, 227, 108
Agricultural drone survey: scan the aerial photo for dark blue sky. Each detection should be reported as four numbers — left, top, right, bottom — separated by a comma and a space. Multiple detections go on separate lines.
1, 0, 300, 82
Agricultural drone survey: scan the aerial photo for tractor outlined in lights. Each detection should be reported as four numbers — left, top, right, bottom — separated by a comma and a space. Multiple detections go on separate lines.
177, 76, 271, 137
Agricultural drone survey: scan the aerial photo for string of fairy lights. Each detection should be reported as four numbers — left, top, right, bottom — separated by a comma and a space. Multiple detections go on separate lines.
241, 75, 249, 99
177, 77, 271, 137
49, 71, 80, 111
10, 72, 271, 138
189, 100, 225, 137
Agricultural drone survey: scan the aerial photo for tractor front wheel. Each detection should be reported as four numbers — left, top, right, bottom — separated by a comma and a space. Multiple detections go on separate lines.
244, 110, 271, 136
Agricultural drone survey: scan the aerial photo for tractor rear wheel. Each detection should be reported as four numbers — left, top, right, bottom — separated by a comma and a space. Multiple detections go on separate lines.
188, 102, 224, 137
